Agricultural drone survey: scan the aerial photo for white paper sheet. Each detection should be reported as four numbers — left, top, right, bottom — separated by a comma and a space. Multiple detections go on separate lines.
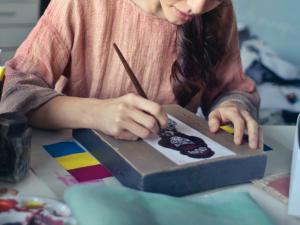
288, 114, 300, 217
145, 115, 235, 165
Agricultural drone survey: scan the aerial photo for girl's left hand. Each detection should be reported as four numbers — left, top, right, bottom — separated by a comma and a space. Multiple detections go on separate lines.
208, 100, 263, 149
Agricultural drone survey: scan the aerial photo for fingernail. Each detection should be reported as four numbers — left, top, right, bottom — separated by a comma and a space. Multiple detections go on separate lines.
250, 140, 257, 149
235, 137, 241, 145
211, 124, 218, 132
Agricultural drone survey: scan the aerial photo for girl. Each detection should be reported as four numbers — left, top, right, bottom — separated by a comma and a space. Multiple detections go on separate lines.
0, 0, 261, 149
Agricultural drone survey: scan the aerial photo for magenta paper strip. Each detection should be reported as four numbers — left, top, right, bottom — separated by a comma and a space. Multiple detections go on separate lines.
268, 176, 290, 198
68, 164, 112, 182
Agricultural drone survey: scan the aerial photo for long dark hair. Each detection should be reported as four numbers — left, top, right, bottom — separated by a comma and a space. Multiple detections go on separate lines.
171, 2, 230, 107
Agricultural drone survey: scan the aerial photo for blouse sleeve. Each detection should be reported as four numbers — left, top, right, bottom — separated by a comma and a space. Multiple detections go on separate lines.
201, 1, 260, 120
0, 0, 78, 114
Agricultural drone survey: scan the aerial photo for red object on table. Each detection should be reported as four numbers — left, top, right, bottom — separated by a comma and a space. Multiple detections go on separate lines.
0, 199, 17, 212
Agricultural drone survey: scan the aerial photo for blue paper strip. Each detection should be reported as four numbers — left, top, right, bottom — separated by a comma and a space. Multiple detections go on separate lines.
44, 141, 86, 158
263, 144, 273, 152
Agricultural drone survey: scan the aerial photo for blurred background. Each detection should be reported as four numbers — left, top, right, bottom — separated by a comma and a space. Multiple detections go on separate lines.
233, 0, 299, 65
233, 0, 300, 125
0, 0, 299, 125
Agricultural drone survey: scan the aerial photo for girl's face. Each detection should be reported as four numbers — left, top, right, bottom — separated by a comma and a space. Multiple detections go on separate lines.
160, 0, 223, 25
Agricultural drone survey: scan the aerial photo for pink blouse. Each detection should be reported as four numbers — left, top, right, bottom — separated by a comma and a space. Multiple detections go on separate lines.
0, 0, 259, 118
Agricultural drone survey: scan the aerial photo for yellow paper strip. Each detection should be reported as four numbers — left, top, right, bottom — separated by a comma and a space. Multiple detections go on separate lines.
56, 152, 100, 170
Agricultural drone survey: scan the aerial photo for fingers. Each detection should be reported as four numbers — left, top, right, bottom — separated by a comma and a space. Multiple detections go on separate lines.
111, 115, 153, 140
112, 106, 154, 139
228, 111, 245, 146
111, 93, 168, 139
123, 93, 168, 128
209, 102, 261, 149
208, 111, 221, 133
241, 110, 259, 149
210, 108, 245, 145
94, 94, 165, 140
127, 108, 160, 134
115, 130, 139, 141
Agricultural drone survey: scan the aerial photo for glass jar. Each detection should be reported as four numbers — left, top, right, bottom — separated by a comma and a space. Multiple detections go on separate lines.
0, 112, 31, 182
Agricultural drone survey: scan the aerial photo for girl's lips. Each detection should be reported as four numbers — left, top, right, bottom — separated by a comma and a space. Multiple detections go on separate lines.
174, 8, 193, 21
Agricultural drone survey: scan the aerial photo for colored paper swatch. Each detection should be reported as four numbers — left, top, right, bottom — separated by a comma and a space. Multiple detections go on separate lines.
68, 165, 112, 182
44, 141, 85, 158
268, 175, 290, 198
43, 141, 112, 184
56, 152, 99, 170
263, 144, 273, 152
253, 174, 290, 204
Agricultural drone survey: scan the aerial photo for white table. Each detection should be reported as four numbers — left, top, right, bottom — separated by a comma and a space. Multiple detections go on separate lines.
1, 126, 300, 225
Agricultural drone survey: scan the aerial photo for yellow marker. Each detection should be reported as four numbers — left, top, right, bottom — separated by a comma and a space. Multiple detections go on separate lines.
220, 125, 234, 135
56, 152, 100, 170
0, 67, 5, 81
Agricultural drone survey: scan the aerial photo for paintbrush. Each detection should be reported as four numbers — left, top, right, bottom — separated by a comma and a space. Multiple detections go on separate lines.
113, 43, 162, 133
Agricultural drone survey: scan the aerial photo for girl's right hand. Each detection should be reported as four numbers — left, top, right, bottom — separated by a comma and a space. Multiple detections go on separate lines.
88, 93, 168, 140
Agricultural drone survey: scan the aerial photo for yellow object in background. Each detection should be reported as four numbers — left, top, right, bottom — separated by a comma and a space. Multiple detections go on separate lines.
0, 67, 5, 81
0, 66, 5, 100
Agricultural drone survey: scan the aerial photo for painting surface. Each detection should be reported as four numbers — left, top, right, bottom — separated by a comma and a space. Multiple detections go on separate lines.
145, 116, 236, 165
